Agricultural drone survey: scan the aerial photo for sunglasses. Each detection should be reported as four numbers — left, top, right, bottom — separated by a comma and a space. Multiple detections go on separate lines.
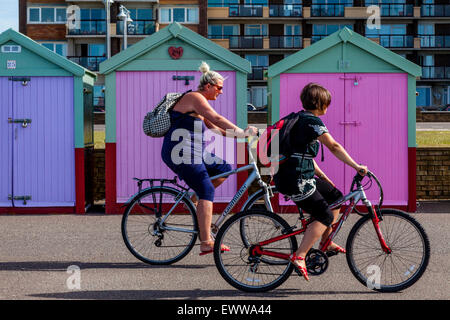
211, 84, 223, 91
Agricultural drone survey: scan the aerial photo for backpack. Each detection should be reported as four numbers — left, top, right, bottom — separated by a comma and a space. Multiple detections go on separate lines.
257, 112, 301, 168
143, 90, 192, 137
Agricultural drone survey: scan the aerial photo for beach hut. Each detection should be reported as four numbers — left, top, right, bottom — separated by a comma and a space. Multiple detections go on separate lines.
268, 28, 421, 212
100, 23, 251, 214
0, 29, 96, 214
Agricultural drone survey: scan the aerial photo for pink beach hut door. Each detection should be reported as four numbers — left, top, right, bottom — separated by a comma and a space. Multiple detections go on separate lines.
278, 73, 346, 206
116, 71, 237, 203
343, 73, 408, 206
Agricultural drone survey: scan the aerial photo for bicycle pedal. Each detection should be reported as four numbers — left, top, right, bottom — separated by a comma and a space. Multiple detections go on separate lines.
325, 251, 338, 257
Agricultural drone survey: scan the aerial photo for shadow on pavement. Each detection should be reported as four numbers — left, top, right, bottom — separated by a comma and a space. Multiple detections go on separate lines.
0, 261, 208, 271
29, 288, 377, 300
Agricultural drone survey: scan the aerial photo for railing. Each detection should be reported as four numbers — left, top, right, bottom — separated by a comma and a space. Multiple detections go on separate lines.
269, 35, 302, 49
269, 4, 302, 17
116, 20, 157, 35
67, 19, 106, 35
421, 66, 450, 79
207, 0, 239, 7
311, 3, 351, 17
366, 35, 414, 48
421, 4, 450, 17
378, 4, 413, 17
228, 35, 264, 49
248, 66, 267, 81
418, 35, 450, 48
229, 5, 264, 17
67, 56, 107, 71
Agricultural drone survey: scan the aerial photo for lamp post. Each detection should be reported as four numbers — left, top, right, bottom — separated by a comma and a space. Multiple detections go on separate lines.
102, 0, 113, 59
118, 5, 133, 51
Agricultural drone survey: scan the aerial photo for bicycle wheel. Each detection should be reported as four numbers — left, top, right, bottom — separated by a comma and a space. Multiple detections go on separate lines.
121, 187, 198, 265
214, 209, 298, 292
346, 209, 430, 292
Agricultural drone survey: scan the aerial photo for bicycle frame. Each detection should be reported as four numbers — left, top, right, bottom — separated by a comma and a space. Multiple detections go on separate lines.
250, 175, 392, 260
138, 140, 273, 236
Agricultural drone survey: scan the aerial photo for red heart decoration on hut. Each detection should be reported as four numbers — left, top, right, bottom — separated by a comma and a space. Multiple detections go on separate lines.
168, 46, 183, 60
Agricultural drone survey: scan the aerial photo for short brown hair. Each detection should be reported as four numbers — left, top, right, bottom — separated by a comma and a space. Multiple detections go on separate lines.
300, 83, 331, 111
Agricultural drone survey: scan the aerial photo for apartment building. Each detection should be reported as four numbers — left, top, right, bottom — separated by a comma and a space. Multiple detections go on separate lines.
18, 0, 450, 111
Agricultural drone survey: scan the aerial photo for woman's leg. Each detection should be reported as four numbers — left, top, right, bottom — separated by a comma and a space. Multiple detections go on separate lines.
197, 199, 214, 245
191, 177, 227, 206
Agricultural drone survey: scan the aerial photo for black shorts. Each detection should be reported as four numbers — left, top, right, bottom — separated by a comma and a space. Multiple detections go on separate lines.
294, 178, 343, 227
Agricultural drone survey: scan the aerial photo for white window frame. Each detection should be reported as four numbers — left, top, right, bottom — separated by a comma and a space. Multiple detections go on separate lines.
159, 7, 199, 24
28, 7, 67, 24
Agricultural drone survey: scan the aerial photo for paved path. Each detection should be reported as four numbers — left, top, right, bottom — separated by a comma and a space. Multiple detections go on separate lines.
416, 122, 450, 131
0, 212, 448, 301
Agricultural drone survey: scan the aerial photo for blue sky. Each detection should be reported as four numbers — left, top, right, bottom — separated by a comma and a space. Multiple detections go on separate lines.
0, 0, 19, 33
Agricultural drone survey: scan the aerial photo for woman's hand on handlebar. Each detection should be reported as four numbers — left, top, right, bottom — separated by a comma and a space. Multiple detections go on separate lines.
244, 126, 259, 137
356, 164, 368, 176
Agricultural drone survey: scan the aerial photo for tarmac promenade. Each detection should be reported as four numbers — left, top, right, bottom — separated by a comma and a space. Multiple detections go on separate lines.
0, 201, 448, 301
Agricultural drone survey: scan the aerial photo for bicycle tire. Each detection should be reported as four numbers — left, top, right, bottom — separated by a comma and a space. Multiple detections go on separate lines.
122, 187, 198, 265
214, 209, 298, 292
346, 209, 430, 292
240, 186, 302, 265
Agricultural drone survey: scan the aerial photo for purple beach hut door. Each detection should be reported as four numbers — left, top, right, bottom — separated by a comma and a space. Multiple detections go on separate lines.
0, 77, 13, 207
1, 77, 75, 207
116, 71, 237, 203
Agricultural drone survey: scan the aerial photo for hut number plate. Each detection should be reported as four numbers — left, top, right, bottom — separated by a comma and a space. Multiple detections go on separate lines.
7, 60, 16, 69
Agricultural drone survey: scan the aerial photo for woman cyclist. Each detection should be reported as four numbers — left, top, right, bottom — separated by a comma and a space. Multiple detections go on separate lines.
273, 83, 368, 280
161, 62, 258, 255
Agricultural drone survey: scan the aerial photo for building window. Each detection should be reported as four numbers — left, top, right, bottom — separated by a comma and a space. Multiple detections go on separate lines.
365, 24, 411, 47
40, 42, 67, 57
248, 86, 268, 108
208, 24, 239, 38
28, 7, 67, 24
244, 24, 268, 36
159, 7, 199, 24
312, 24, 352, 42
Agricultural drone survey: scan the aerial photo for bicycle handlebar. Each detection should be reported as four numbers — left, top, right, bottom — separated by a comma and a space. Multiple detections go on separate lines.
351, 170, 384, 210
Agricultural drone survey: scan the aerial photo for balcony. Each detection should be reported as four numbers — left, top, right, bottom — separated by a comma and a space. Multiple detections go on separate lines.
366, 35, 414, 48
269, 35, 303, 49
68, 56, 107, 72
421, 66, 450, 79
378, 4, 413, 17
229, 5, 264, 17
419, 35, 450, 49
248, 66, 267, 81
228, 35, 266, 49
116, 20, 157, 36
67, 19, 106, 36
311, 4, 350, 17
421, 5, 450, 17
269, 4, 302, 17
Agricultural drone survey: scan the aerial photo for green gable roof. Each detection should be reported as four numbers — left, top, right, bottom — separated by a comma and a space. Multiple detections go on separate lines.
0, 28, 96, 78
100, 22, 251, 75
268, 28, 421, 77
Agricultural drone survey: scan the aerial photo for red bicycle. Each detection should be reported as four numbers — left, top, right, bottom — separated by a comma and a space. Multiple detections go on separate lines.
213, 171, 430, 293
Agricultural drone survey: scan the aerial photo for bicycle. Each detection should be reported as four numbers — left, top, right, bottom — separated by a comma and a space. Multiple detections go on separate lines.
213, 171, 430, 293
121, 137, 298, 265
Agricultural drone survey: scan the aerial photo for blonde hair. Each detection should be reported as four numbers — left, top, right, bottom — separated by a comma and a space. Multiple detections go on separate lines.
198, 61, 224, 91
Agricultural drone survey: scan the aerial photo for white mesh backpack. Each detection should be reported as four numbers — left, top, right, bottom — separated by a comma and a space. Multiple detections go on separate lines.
143, 90, 192, 137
